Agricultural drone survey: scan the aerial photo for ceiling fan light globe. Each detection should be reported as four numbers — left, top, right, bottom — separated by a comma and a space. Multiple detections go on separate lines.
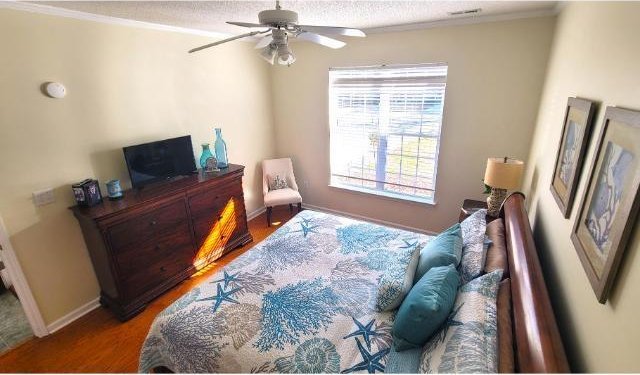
259, 46, 276, 65
276, 44, 296, 65
277, 52, 295, 65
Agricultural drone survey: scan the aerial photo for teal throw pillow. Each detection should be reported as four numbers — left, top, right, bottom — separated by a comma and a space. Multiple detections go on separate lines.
392, 264, 459, 351
414, 224, 462, 283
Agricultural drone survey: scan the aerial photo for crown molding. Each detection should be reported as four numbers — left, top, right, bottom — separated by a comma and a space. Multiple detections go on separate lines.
364, 7, 560, 34
0, 0, 232, 40
2, 1, 561, 40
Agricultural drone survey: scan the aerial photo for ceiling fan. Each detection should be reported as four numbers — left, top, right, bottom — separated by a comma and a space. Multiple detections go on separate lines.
188, 0, 366, 66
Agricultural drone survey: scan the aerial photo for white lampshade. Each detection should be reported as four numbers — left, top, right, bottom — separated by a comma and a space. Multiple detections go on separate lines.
484, 157, 524, 190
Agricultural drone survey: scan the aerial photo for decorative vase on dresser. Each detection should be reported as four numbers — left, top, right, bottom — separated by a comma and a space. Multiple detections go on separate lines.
214, 128, 229, 168
71, 164, 252, 321
199, 143, 214, 168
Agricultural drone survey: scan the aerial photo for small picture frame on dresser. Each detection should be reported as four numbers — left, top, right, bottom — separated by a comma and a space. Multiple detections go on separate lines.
550, 97, 597, 218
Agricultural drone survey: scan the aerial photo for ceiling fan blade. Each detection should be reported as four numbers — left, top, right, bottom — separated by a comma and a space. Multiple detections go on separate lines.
297, 25, 365, 37
189, 30, 267, 53
296, 32, 345, 49
227, 21, 268, 28
255, 34, 273, 49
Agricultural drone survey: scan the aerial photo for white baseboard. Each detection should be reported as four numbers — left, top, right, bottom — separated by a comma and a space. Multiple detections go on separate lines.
46, 297, 101, 334
246, 207, 266, 221
302, 203, 437, 235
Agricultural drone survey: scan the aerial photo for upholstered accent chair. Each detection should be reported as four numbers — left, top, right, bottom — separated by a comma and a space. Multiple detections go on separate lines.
262, 158, 302, 226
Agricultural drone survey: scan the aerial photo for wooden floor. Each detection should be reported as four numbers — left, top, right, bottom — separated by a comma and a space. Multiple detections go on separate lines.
0, 207, 296, 373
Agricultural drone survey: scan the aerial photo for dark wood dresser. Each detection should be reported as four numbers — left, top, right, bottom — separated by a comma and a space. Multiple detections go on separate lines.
71, 164, 252, 321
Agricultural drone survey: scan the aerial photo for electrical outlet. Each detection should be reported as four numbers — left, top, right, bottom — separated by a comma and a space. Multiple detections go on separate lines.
33, 188, 55, 206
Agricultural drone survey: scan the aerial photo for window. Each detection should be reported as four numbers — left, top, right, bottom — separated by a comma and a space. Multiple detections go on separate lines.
329, 63, 448, 204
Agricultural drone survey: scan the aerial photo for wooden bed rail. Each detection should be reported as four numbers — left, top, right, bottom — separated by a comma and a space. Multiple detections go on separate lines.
502, 193, 570, 373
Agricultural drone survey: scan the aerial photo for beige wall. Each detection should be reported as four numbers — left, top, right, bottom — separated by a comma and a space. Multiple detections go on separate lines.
0, 9, 276, 325
271, 16, 556, 233
523, 2, 640, 372
4, 4, 638, 370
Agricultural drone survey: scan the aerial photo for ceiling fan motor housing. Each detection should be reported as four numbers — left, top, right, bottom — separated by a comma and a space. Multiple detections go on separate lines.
258, 9, 299, 27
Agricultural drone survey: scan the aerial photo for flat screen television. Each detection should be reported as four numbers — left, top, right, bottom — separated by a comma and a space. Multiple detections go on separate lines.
123, 135, 197, 188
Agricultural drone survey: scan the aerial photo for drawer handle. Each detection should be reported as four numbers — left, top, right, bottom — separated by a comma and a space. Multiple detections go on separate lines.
150, 220, 157, 226
160, 266, 166, 272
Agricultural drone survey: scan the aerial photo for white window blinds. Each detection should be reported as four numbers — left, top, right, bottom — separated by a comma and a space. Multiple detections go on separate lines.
329, 64, 448, 204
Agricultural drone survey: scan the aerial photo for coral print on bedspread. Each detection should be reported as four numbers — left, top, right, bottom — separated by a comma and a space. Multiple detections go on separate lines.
139, 209, 431, 373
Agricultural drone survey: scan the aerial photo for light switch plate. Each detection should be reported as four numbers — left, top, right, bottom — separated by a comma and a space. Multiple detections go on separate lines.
33, 188, 55, 206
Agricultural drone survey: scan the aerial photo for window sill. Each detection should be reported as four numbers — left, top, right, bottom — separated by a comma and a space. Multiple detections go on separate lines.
328, 183, 436, 206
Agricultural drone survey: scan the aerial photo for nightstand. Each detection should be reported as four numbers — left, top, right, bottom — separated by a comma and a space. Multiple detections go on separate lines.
459, 199, 488, 222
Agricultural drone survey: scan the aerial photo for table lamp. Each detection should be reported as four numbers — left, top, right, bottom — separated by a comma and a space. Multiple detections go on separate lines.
484, 157, 524, 217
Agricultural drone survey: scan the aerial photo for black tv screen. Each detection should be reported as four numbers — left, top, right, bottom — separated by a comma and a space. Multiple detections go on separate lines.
123, 135, 196, 188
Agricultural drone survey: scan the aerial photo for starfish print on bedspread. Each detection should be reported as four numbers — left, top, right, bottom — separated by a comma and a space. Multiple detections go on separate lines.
431, 303, 464, 345
400, 238, 419, 249
293, 217, 319, 237
343, 317, 380, 350
198, 283, 241, 313
341, 338, 390, 374
211, 270, 238, 289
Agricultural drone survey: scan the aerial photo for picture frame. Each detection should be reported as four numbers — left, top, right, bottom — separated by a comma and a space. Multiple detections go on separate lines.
550, 97, 597, 218
571, 106, 640, 303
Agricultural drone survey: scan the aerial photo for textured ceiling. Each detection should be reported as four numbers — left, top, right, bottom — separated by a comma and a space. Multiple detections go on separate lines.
33, 1, 557, 35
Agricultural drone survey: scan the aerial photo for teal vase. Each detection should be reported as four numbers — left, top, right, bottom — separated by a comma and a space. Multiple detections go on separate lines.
199, 143, 214, 169
214, 128, 228, 168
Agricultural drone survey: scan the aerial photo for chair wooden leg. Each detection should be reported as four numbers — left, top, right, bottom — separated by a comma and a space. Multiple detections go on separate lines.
289, 204, 293, 213
266, 207, 272, 227
297, 203, 302, 212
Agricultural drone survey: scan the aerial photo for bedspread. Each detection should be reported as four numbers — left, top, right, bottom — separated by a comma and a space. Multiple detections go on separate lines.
139, 210, 431, 373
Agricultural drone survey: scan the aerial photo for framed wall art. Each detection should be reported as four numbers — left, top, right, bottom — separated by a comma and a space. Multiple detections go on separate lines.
571, 106, 640, 303
550, 97, 597, 218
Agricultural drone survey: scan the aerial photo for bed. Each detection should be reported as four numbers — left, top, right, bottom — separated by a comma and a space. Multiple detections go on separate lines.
139, 193, 569, 373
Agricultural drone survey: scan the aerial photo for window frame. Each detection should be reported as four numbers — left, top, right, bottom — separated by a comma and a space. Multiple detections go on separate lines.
327, 63, 448, 205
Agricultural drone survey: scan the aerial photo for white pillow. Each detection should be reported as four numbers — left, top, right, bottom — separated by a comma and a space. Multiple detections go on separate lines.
419, 269, 502, 373
374, 243, 421, 312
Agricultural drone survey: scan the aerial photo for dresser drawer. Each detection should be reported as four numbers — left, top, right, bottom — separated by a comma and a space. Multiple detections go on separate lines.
115, 225, 194, 277
108, 200, 188, 251
188, 182, 243, 218
193, 206, 248, 252
121, 248, 193, 300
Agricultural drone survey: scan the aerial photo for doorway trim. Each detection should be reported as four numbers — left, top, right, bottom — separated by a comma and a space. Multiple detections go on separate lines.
0, 215, 48, 337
